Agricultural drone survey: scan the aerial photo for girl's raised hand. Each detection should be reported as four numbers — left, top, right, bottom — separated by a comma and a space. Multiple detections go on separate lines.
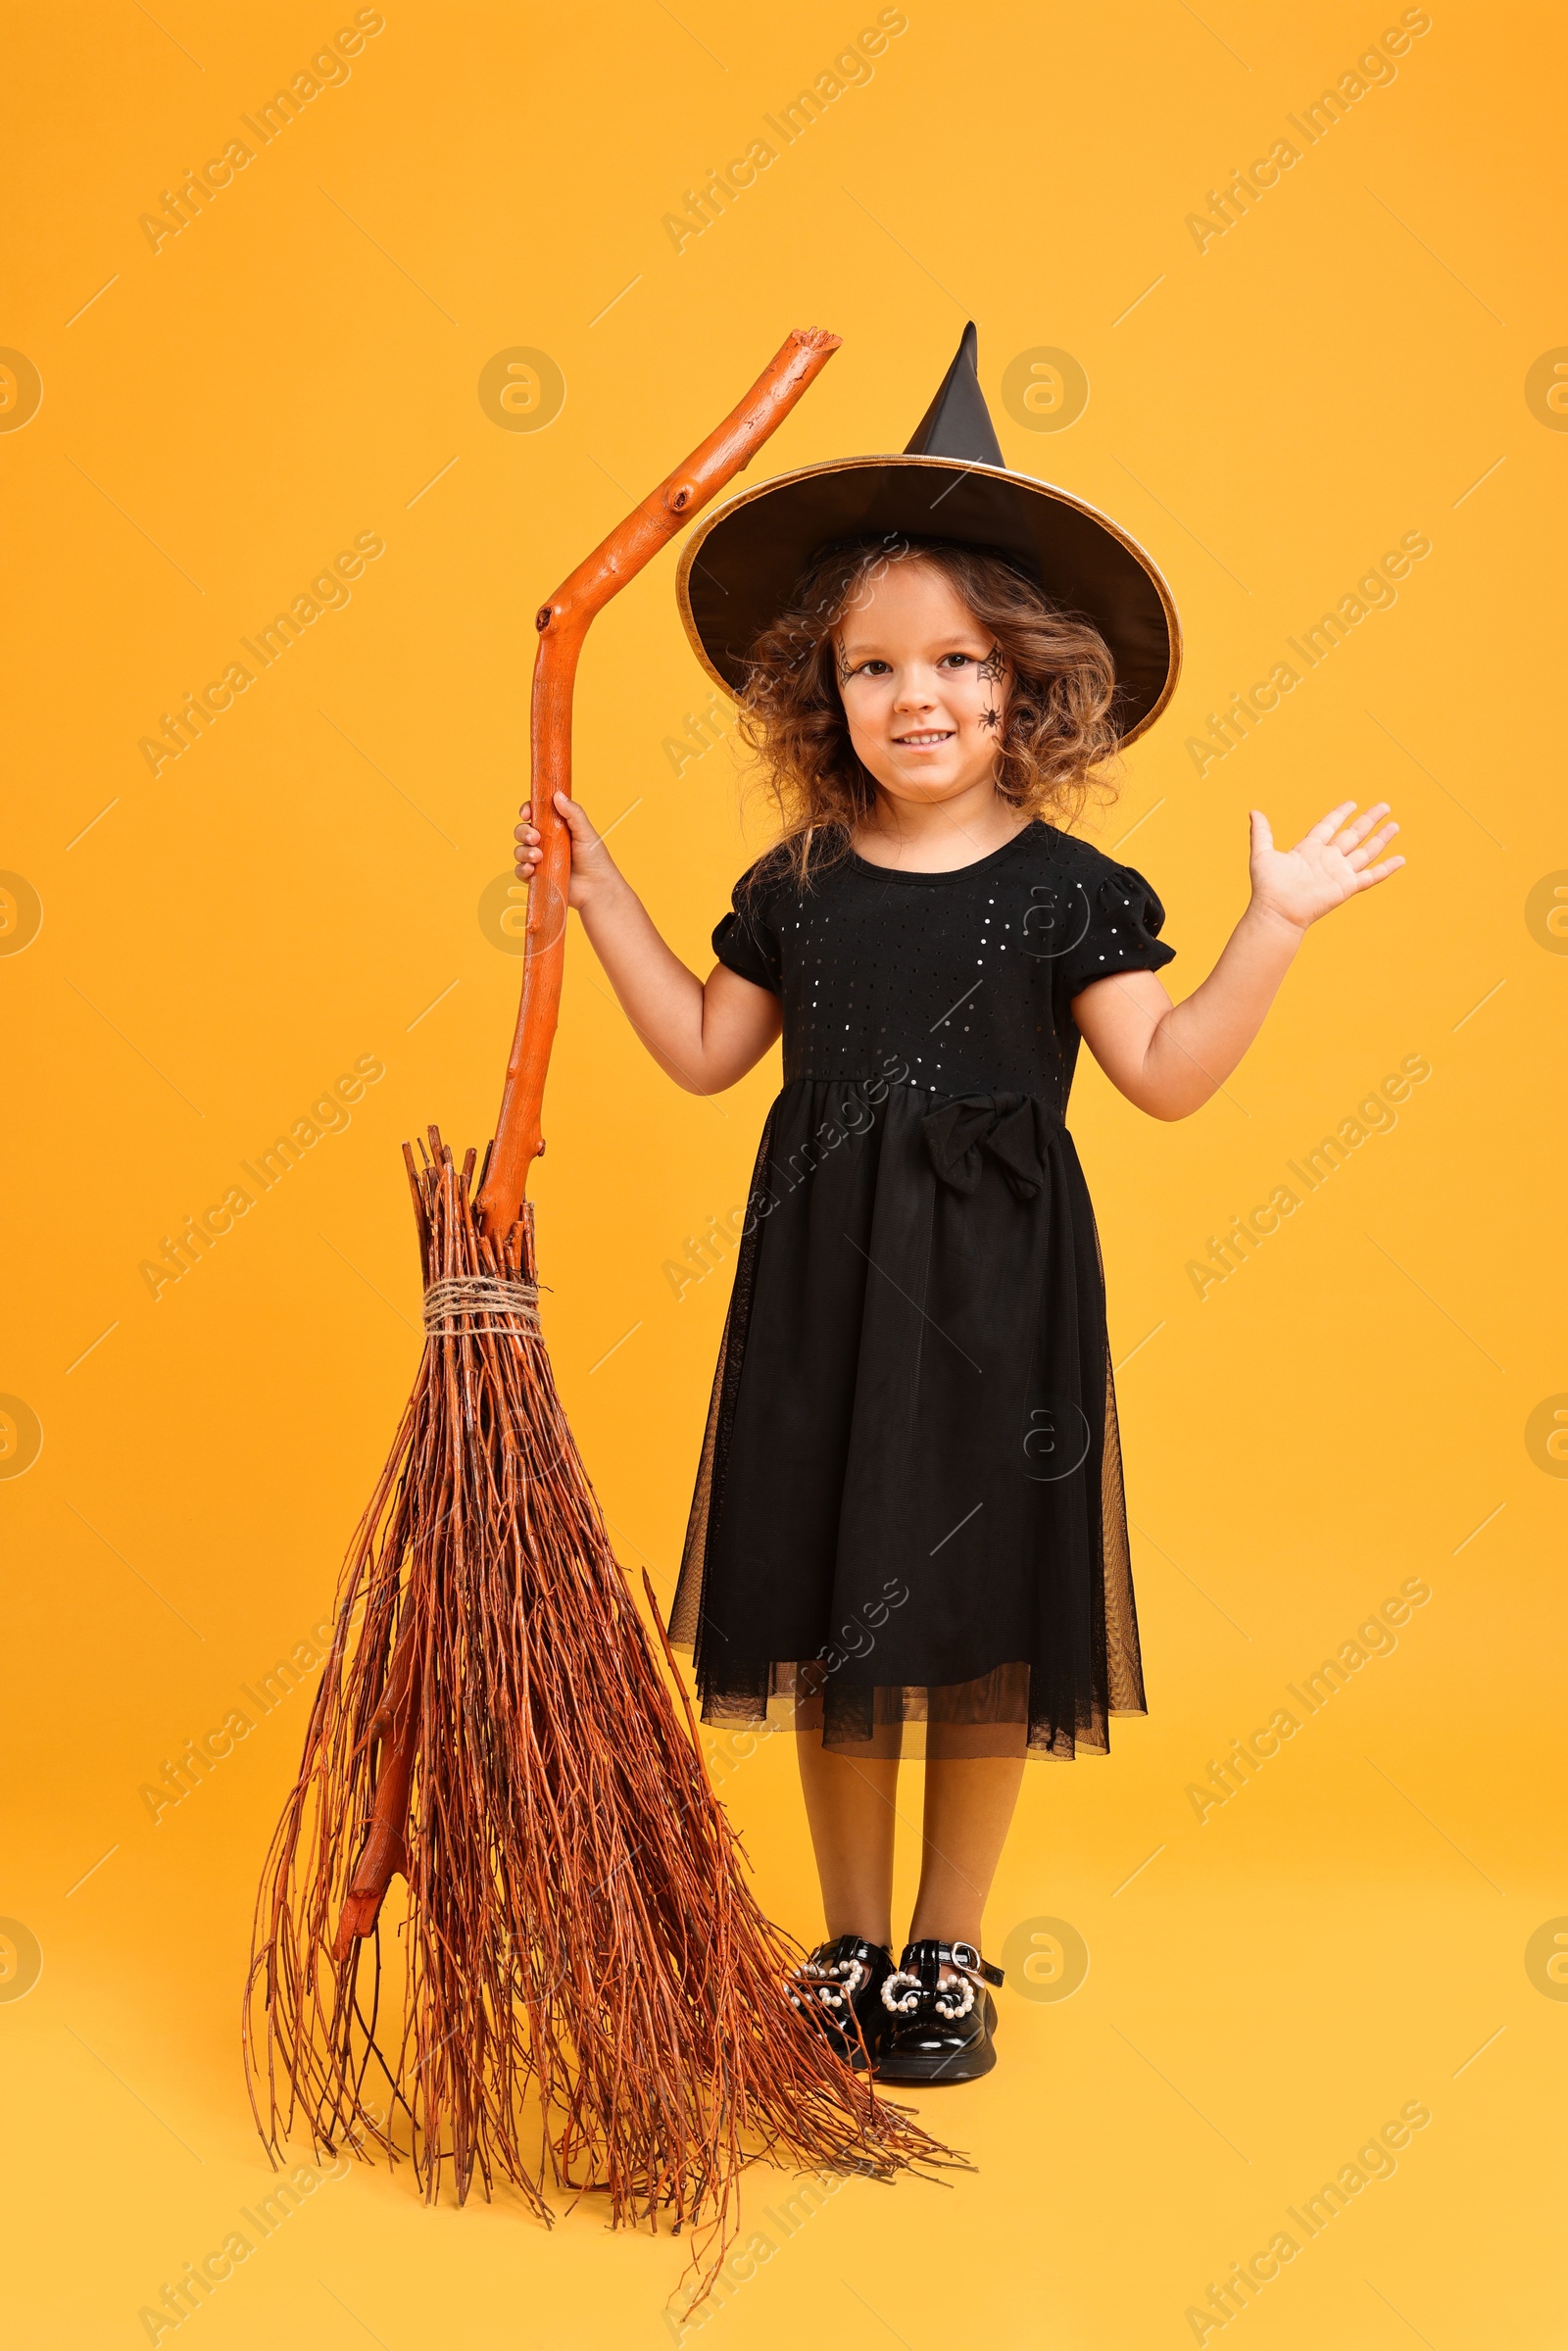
1248, 801, 1404, 932
513, 791, 625, 911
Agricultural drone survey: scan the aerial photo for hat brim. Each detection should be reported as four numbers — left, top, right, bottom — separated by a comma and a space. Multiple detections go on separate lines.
675, 455, 1182, 749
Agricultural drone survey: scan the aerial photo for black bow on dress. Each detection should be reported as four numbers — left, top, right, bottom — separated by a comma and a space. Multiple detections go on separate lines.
920, 1094, 1057, 1201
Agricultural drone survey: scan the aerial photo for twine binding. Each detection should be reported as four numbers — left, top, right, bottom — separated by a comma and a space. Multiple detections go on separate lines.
422, 1273, 540, 1338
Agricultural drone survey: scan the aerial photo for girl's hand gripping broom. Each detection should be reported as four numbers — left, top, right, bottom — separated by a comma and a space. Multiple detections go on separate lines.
244, 329, 954, 2293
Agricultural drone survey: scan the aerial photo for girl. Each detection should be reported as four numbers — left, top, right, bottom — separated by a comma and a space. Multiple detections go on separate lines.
514, 328, 1402, 2086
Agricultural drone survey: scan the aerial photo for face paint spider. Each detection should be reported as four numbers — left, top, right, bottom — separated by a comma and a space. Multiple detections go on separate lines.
980, 705, 1001, 731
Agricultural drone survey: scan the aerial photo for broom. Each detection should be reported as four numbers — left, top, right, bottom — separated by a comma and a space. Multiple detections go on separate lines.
244, 329, 956, 2297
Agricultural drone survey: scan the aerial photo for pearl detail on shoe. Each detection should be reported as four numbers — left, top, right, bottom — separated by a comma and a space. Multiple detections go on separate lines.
881, 1960, 979, 2020
789, 1952, 869, 2011
881, 1968, 924, 2014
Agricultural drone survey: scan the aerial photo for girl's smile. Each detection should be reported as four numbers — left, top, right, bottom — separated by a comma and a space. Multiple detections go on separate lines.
836, 561, 1011, 814
826, 556, 1026, 869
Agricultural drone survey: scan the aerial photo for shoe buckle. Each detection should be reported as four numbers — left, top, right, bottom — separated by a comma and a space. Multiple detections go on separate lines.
950, 1939, 1005, 1988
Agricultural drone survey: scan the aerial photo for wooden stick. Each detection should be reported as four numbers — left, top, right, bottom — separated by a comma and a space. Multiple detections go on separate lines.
475, 327, 841, 1236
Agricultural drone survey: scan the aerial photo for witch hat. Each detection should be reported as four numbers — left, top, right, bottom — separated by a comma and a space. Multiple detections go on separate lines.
677, 323, 1180, 747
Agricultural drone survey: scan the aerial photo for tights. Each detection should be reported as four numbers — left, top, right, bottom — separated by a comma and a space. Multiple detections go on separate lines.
796, 1739, 1026, 1960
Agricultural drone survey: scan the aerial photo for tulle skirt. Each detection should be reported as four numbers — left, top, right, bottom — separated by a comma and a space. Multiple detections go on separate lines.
667, 1075, 1148, 1760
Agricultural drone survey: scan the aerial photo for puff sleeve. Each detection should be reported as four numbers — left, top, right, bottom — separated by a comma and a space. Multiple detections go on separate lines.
710, 864, 784, 995
1057, 860, 1175, 1001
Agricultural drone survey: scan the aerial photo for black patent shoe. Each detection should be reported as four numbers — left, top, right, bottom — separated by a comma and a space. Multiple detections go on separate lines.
785, 1935, 896, 2069
875, 1938, 1005, 2083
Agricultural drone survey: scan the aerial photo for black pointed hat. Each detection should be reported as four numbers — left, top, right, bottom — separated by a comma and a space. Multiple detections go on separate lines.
677, 324, 1180, 747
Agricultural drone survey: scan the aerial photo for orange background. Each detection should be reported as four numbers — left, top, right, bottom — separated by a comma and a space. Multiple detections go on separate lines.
3, 1, 1565, 2344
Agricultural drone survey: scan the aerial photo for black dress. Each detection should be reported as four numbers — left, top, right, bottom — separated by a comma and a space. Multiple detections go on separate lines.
667, 818, 1176, 1761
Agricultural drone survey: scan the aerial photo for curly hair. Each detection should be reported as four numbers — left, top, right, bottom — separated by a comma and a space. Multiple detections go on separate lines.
735, 533, 1121, 886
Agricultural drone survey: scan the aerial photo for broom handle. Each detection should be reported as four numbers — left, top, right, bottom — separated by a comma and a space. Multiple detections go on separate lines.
475, 326, 841, 1236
